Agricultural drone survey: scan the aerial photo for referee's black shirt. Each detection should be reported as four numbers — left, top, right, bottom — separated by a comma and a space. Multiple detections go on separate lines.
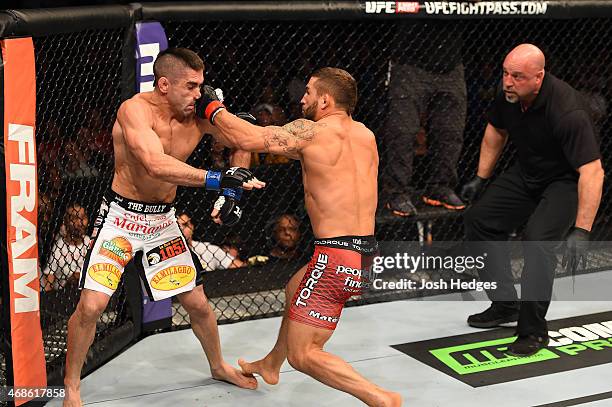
487, 72, 600, 188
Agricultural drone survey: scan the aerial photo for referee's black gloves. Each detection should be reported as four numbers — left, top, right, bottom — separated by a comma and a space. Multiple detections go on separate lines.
562, 227, 590, 276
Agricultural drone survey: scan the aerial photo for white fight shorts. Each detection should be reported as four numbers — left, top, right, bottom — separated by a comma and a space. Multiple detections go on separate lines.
79, 190, 204, 301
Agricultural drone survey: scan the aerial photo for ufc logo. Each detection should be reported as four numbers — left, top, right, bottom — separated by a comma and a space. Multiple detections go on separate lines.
365, 1, 395, 13
227, 167, 238, 175
234, 207, 242, 217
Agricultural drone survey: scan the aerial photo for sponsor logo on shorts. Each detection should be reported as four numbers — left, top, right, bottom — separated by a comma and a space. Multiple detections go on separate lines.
308, 310, 339, 324
295, 253, 328, 307
88, 263, 121, 290
92, 201, 109, 238
150, 265, 195, 291
113, 216, 173, 237
336, 265, 364, 293
126, 201, 168, 213
315, 239, 349, 247
146, 237, 187, 266
99, 236, 133, 267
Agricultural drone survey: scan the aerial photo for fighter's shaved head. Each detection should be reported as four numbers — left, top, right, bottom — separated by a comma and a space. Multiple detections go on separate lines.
505, 43, 545, 74
153, 47, 204, 86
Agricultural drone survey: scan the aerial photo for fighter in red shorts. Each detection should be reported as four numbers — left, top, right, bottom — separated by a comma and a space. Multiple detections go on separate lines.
199, 68, 401, 406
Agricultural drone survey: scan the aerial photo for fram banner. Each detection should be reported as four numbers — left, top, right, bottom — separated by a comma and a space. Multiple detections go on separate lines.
2, 38, 47, 405
134, 21, 173, 328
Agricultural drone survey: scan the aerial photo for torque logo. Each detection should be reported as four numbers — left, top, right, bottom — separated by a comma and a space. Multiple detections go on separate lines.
295, 253, 328, 307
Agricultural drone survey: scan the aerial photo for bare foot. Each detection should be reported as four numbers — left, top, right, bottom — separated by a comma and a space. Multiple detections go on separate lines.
238, 357, 280, 385
212, 362, 258, 390
381, 390, 402, 407
62, 386, 82, 407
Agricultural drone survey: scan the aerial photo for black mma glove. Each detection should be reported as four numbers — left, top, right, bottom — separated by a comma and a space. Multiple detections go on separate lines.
212, 192, 243, 227
206, 167, 254, 227
562, 227, 590, 276
460, 175, 487, 202
195, 85, 225, 124
204, 167, 255, 191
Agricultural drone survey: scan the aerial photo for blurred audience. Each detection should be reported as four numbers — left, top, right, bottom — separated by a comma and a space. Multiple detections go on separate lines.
287, 101, 303, 121
64, 139, 100, 180
382, 20, 467, 217
177, 211, 244, 270
253, 104, 274, 126
250, 104, 291, 165
41, 203, 90, 291
220, 232, 247, 266
247, 214, 303, 265
77, 107, 114, 162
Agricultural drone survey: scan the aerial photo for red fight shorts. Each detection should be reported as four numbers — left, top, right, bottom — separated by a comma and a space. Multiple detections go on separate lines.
289, 235, 378, 330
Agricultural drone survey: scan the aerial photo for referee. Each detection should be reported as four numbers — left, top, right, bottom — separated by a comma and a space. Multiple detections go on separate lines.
461, 44, 604, 357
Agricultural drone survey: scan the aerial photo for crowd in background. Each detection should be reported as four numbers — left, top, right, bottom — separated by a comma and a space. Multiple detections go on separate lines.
33, 21, 612, 298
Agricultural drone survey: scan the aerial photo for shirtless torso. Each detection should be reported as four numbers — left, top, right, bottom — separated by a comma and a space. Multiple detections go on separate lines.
209, 69, 401, 406
298, 115, 378, 238
112, 92, 210, 202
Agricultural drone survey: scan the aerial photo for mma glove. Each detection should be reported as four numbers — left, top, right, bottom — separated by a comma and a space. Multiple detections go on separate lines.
212, 190, 244, 227
195, 85, 225, 124
460, 175, 487, 202
204, 167, 255, 191
205, 167, 254, 227
562, 227, 590, 276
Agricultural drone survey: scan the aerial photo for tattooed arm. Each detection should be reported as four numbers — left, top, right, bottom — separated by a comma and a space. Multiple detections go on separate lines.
210, 110, 319, 160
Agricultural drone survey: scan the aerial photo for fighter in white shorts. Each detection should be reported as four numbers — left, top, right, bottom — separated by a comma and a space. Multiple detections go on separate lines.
80, 191, 206, 300
63, 48, 265, 406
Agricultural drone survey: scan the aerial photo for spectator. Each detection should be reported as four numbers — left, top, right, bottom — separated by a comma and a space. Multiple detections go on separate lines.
287, 58, 313, 104
38, 119, 63, 169
247, 214, 303, 265
220, 232, 246, 265
287, 101, 303, 121
176, 211, 243, 270
63, 139, 99, 180
382, 20, 467, 216
269, 214, 301, 260
41, 203, 90, 291
39, 192, 55, 232
250, 104, 291, 165
253, 103, 274, 126
211, 140, 230, 168
576, 63, 608, 138
271, 105, 287, 126
77, 107, 113, 163
40, 163, 63, 198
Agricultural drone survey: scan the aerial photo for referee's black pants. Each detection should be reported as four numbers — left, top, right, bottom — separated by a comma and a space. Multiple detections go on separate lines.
464, 165, 577, 337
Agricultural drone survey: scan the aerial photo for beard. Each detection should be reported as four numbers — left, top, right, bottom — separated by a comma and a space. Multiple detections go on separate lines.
302, 101, 318, 121
504, 91, 519, 104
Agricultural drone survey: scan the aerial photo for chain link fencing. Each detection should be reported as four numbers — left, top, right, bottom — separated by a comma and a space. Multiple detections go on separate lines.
34, 27, 136, 384
165, 17, 612, 326
0, 2, 611, 390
